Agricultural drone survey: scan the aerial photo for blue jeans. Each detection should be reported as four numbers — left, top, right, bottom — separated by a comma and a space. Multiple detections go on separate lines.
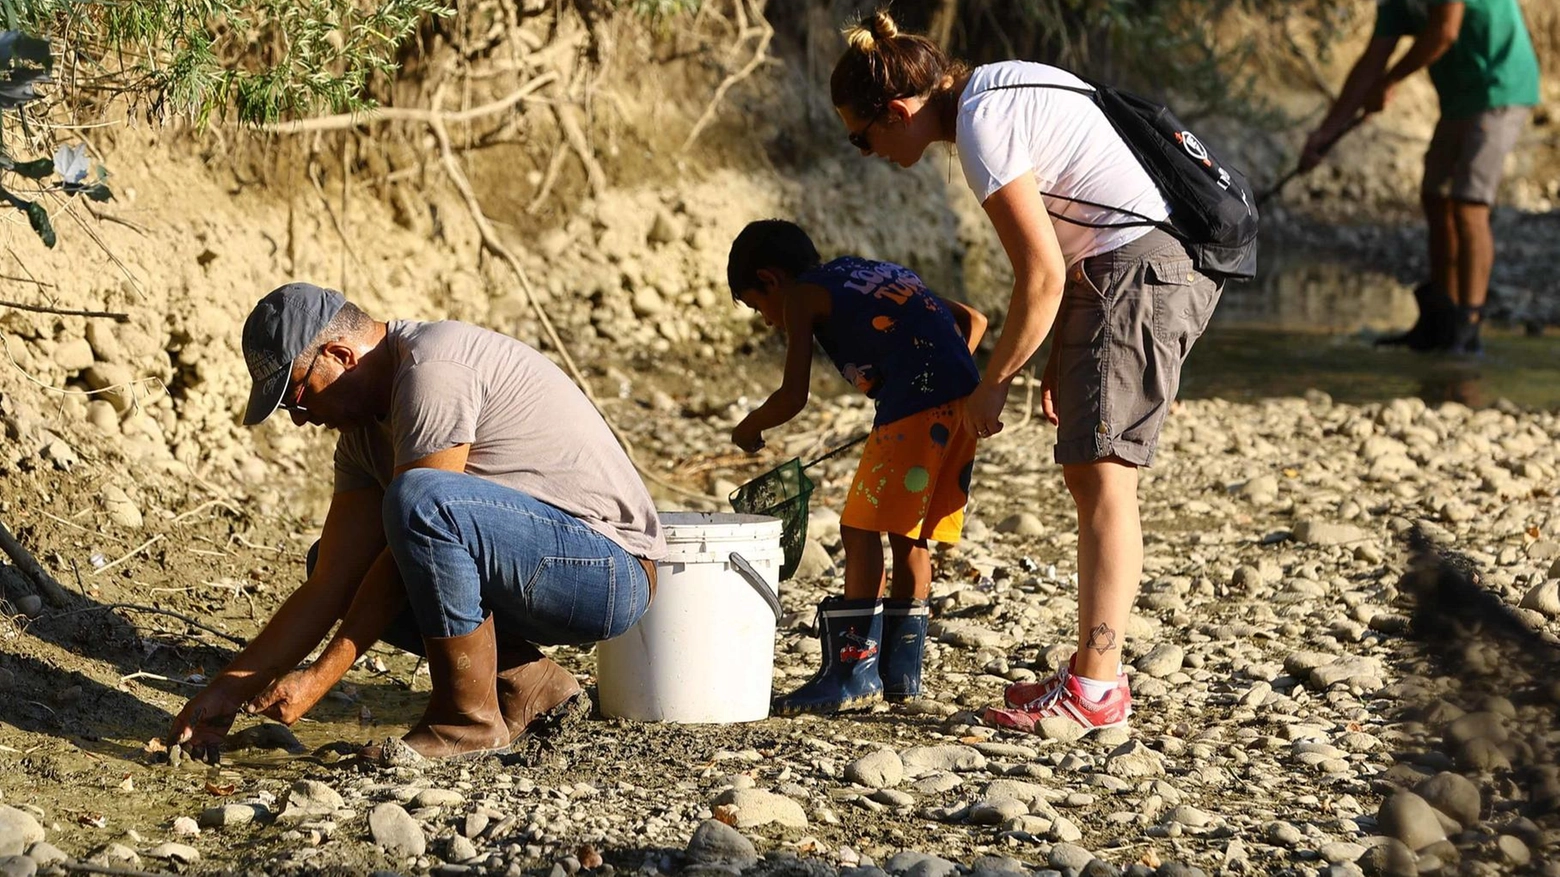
312, 469, 652, 648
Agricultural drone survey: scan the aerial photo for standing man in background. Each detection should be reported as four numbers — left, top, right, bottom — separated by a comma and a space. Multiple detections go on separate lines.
1303, 0, 1539, 355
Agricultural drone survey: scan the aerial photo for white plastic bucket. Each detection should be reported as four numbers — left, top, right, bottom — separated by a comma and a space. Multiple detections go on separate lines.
596, 512, 784, 723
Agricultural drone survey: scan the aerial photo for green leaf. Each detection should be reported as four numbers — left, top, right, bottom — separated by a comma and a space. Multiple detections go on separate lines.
82, 183, 112, 202
8, 194, 53, 247
8, 155, 50, 178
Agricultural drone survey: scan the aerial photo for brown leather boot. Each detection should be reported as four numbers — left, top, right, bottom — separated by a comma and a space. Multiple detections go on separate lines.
402, 615, 511, 759
495, 642, 583, 744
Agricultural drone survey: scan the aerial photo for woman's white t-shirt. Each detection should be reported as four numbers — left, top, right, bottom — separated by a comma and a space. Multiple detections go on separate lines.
956, 61, 1171, 267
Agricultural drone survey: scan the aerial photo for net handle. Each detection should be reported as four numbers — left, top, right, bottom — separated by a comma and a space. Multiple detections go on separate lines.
803, 433, 870, 470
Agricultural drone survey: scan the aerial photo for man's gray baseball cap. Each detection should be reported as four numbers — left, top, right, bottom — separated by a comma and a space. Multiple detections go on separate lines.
241, 283, 345, 426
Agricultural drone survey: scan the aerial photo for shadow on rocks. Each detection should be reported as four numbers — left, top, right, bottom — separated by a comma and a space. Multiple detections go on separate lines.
1373, 526, 1560, 872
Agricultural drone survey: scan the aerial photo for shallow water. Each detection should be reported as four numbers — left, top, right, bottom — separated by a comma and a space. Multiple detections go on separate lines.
1189, 254, 1560, 409
1182, 327, 1560, 410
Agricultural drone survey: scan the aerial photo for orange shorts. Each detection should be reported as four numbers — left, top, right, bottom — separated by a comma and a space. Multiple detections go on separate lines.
840, 399, 978, 543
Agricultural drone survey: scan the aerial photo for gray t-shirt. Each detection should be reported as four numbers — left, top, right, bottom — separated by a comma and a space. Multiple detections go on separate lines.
334, 320, 665, 560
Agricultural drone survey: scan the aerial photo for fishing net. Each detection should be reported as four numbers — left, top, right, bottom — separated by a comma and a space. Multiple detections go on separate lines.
728, 456, 815, 582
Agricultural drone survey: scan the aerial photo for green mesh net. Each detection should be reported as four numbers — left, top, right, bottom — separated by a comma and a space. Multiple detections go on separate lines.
729, 457, 815, 582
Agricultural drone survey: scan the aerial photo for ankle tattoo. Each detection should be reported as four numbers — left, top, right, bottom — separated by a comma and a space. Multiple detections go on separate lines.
1086, 623, 1118, 655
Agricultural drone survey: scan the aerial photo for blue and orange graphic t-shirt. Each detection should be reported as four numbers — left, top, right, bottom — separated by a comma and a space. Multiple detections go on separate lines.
800, 256, 980, 426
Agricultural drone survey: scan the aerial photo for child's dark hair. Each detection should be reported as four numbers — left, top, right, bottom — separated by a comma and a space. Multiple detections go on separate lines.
726, 219, 822, 300
830, 9, 969, 121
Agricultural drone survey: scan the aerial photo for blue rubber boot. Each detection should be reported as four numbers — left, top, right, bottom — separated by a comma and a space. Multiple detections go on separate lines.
1446, 306, 1485, 356
880, 598, 929, 701
772, 597, 884, 715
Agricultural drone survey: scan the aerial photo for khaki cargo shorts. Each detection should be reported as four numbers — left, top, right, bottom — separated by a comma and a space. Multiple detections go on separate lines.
1052, 229, 1222, 467
1423, 105, 1530, 205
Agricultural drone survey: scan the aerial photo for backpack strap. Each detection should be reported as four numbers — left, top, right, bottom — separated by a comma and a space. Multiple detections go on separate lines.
970, 82, 1186, 240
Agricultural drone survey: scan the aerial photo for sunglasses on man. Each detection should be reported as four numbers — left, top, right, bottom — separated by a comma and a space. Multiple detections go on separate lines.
279, 348, 324, 414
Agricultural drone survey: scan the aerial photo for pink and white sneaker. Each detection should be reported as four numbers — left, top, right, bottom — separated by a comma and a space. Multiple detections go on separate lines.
1002, 656, 1129, 709
984, 670, 1132, 735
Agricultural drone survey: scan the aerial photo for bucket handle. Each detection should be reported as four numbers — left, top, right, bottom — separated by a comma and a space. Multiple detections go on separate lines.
729, 552, 782, 622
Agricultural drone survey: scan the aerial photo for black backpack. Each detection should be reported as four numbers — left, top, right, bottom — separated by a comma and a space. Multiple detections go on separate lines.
976, 75, 1259, 281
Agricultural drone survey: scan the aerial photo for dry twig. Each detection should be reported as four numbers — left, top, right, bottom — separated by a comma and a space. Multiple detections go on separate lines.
0, 273, 53, 287
119, 670, 200, 687
40, 510, 130, 545
2, 334, 165, 406
230, 533, 283, 553
52, 602, 247, 648
525, 148, 569, 215
1016, 364, 1037, 427
91, 534, 164, 577
259, 72, 559, 134
0, 516, 72, 606
680, 1, 774, 154
307, 160, 368, 283
84, 205, 152, 236
0, 298, 129, 322
64, 204, 147, 300
172, 498, 245, 524
554, 99, 607, 199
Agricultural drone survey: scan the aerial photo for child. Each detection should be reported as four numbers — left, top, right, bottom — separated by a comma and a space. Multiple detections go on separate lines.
726, 219, 986, 714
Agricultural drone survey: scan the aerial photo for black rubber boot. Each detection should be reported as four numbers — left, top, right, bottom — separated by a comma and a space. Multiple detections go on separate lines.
1446, 306, 1485, 356
772, 597, 884, 715
1376, 282, 1456, 351
880, 598, 929, 701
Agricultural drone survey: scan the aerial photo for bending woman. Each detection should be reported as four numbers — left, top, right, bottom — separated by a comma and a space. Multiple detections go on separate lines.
831, 11, 1222, 734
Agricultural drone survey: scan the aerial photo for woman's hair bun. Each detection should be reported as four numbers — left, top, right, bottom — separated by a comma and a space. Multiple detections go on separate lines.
843, 8, 899, 52
869, 10, 900, 41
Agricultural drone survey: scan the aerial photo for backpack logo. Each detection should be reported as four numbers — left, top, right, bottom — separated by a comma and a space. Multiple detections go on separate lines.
1176, 130, 1212, 168
974, 78, 1259, 280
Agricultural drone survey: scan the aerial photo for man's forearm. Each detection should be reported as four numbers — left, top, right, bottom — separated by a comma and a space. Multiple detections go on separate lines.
1324, 54, 1385, 130
210, 580, 353, 694
299, 549, 406, 690
1384, 34, 1455, 87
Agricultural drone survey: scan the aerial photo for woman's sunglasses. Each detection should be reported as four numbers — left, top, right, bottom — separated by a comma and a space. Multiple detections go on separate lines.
847, 109, 886, 151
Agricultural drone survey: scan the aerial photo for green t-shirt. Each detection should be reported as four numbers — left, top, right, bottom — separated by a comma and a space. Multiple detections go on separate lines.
1374, 0, 1540, 119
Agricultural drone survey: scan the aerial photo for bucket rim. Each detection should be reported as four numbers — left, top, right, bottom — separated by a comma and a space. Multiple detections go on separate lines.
658, 511, 784, 538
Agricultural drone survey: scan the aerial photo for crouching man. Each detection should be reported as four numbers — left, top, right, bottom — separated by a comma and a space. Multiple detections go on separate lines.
169, 283, 665, 761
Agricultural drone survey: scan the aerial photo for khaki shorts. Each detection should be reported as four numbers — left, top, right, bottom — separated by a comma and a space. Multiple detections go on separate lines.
1423, 105, 1530, 205
1052, 229, 1221, 467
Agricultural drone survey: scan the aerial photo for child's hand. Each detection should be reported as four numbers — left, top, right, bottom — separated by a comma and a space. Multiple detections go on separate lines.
732, 420, 765, 453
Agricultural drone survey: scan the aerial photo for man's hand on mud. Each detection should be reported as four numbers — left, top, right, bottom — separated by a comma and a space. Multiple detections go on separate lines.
245, 669, 327, 726
168, 684, 243, 764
